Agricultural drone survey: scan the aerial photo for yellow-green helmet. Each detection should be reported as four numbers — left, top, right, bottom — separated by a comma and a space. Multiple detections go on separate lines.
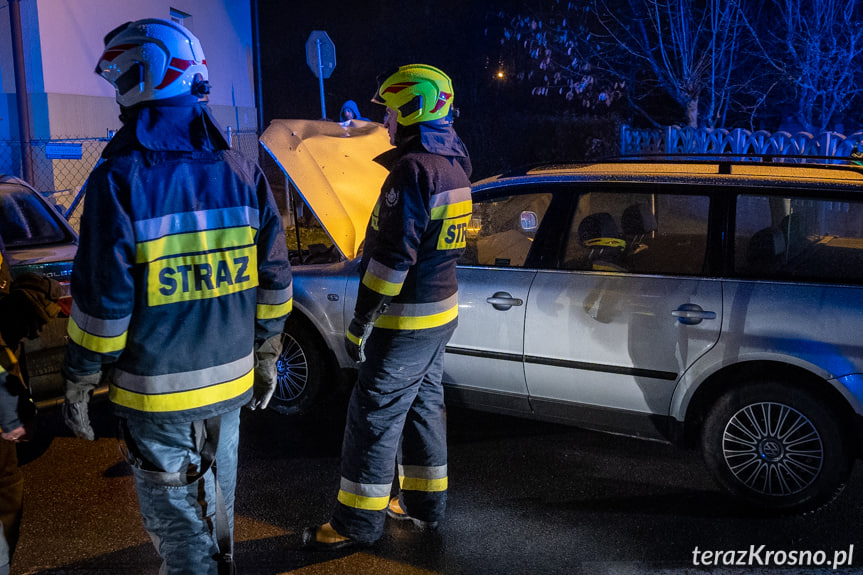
371, 64, 454, 126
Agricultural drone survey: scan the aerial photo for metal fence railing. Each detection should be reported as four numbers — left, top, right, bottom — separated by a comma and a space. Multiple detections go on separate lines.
1, 129, 261, 233
230, 130, 260, 163
621, 125, 863, 160
0, 138, 107, 232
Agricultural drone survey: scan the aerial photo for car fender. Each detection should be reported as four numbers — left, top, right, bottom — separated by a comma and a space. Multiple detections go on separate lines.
290, 259, 358, 369
669, 343, 863, 423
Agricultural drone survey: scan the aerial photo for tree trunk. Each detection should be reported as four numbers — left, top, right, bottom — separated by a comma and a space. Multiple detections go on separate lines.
686, 96, 699, 127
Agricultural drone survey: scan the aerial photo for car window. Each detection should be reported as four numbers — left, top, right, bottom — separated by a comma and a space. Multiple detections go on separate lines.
735, 194, 863, 283
561, 190, 710, 275
0, 185, 67, 247
459, 191, 552, 267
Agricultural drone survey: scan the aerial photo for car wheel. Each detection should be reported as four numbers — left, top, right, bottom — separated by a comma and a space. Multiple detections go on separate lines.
701, 380, 851, 514
268, 317, 329, 416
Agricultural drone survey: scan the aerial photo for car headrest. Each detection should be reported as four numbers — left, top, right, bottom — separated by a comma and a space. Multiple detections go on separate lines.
578, 212, 620, 245
622, 204, 658, 236
747, 226, 786, 265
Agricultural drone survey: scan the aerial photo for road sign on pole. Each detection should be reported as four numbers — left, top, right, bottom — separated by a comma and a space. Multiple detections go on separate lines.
305, 31, 336, 119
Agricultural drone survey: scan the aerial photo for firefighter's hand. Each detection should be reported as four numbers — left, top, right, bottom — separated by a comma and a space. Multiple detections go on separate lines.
63, 372, 100, 441
345, 318, 374, 363
248, 335, 282, 410
1, 425, 28, 443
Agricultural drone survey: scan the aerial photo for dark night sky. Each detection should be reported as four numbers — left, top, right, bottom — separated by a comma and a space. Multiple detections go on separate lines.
256, 0, 506, 125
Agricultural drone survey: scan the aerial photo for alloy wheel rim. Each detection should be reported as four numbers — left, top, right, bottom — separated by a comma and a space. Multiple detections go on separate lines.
275, 334, 308, 401
721, 401, 823, 496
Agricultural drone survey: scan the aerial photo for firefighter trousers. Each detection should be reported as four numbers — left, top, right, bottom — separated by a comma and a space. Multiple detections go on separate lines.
123, 408, 240, 575
331, 321, 456, 543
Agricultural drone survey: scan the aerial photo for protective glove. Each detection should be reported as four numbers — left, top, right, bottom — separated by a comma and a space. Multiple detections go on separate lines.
345, 317, 374, 363
247, 335, 282, 410
63, 371, 101, 441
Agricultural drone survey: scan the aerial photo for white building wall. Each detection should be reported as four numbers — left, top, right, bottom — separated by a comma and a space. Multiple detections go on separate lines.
1, 0, 256, 139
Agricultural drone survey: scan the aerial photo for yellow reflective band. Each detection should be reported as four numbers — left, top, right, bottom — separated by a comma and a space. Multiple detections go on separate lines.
136, 227, 256, 264
399, 475, 448, 492
256, 298, 292, 320
109, 369, 253, 412
375, 303, 458, 330
148, 246, 258, 307
346, 330, 363, 345
67, 317, 128, 354
371, 201, 380, 232
584, 237, 626, 249
362, 271, 403, 297
337, 489, 390, 511
437, 214, 471, 250
431, 200, 472, 220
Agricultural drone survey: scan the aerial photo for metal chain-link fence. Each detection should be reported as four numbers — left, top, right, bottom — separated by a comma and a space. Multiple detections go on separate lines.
1, 130, 261, 233
0, 138, 107, 232
231, 130, 260, 163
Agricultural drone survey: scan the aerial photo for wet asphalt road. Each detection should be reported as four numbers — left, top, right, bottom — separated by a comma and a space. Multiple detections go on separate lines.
8, 388, 863, 575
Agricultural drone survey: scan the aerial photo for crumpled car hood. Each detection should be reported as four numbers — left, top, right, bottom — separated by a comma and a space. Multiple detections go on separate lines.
260, 119, 392, 260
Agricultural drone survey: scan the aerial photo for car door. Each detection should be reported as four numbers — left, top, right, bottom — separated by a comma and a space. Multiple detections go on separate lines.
523, 186, 722, 438
443, 185, 561, 415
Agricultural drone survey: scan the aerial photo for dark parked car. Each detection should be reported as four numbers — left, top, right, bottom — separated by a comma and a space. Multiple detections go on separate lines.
263, 121, 863, 514
1, 174, 77, 405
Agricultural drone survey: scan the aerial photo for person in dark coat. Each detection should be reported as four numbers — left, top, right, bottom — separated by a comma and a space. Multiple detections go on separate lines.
340, 99, 370, 122
0, 234, 61, 575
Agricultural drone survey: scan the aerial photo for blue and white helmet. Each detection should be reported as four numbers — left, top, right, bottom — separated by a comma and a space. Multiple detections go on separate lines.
95, 18, 209, 107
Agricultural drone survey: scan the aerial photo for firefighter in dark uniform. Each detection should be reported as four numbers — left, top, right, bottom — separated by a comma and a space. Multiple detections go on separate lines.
0, 235, 62, 574
303, 64, 472, 549
61, 19, 292, 574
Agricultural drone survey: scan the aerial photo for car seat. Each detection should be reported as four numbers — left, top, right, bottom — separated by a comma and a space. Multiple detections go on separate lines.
746, 226, 786, 273
577, 212, 627, 271
621, 203, 657, 256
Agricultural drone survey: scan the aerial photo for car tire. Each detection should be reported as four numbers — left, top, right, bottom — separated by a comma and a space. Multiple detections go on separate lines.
268, 316, 329, 416
701, 380, 851, 514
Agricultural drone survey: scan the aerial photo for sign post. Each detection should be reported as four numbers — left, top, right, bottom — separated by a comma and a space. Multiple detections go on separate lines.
305, 31, 336, 120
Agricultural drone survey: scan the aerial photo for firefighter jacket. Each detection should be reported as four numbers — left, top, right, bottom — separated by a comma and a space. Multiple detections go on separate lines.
354, 121, 472, 330
63, 101, 292, 423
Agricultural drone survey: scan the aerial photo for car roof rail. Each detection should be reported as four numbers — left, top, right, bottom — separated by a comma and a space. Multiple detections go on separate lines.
486, 154, 863, 183
600, 153, 863, 176
609, 151, 863, 166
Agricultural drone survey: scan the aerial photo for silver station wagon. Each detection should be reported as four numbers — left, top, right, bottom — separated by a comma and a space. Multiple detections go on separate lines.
261, 120, 863, 514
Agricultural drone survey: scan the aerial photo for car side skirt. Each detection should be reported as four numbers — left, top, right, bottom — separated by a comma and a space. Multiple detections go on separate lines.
443, 383, 683, 445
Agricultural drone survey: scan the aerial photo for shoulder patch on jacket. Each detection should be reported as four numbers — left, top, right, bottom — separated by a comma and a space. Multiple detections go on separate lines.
384, 187, 399, 208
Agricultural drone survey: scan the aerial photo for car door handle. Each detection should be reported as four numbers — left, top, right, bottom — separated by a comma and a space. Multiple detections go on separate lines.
487, 292, 524, 311
672, 303, 717, 325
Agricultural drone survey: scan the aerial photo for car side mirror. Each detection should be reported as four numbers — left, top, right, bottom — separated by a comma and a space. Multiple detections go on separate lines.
520, 211, 538, 232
